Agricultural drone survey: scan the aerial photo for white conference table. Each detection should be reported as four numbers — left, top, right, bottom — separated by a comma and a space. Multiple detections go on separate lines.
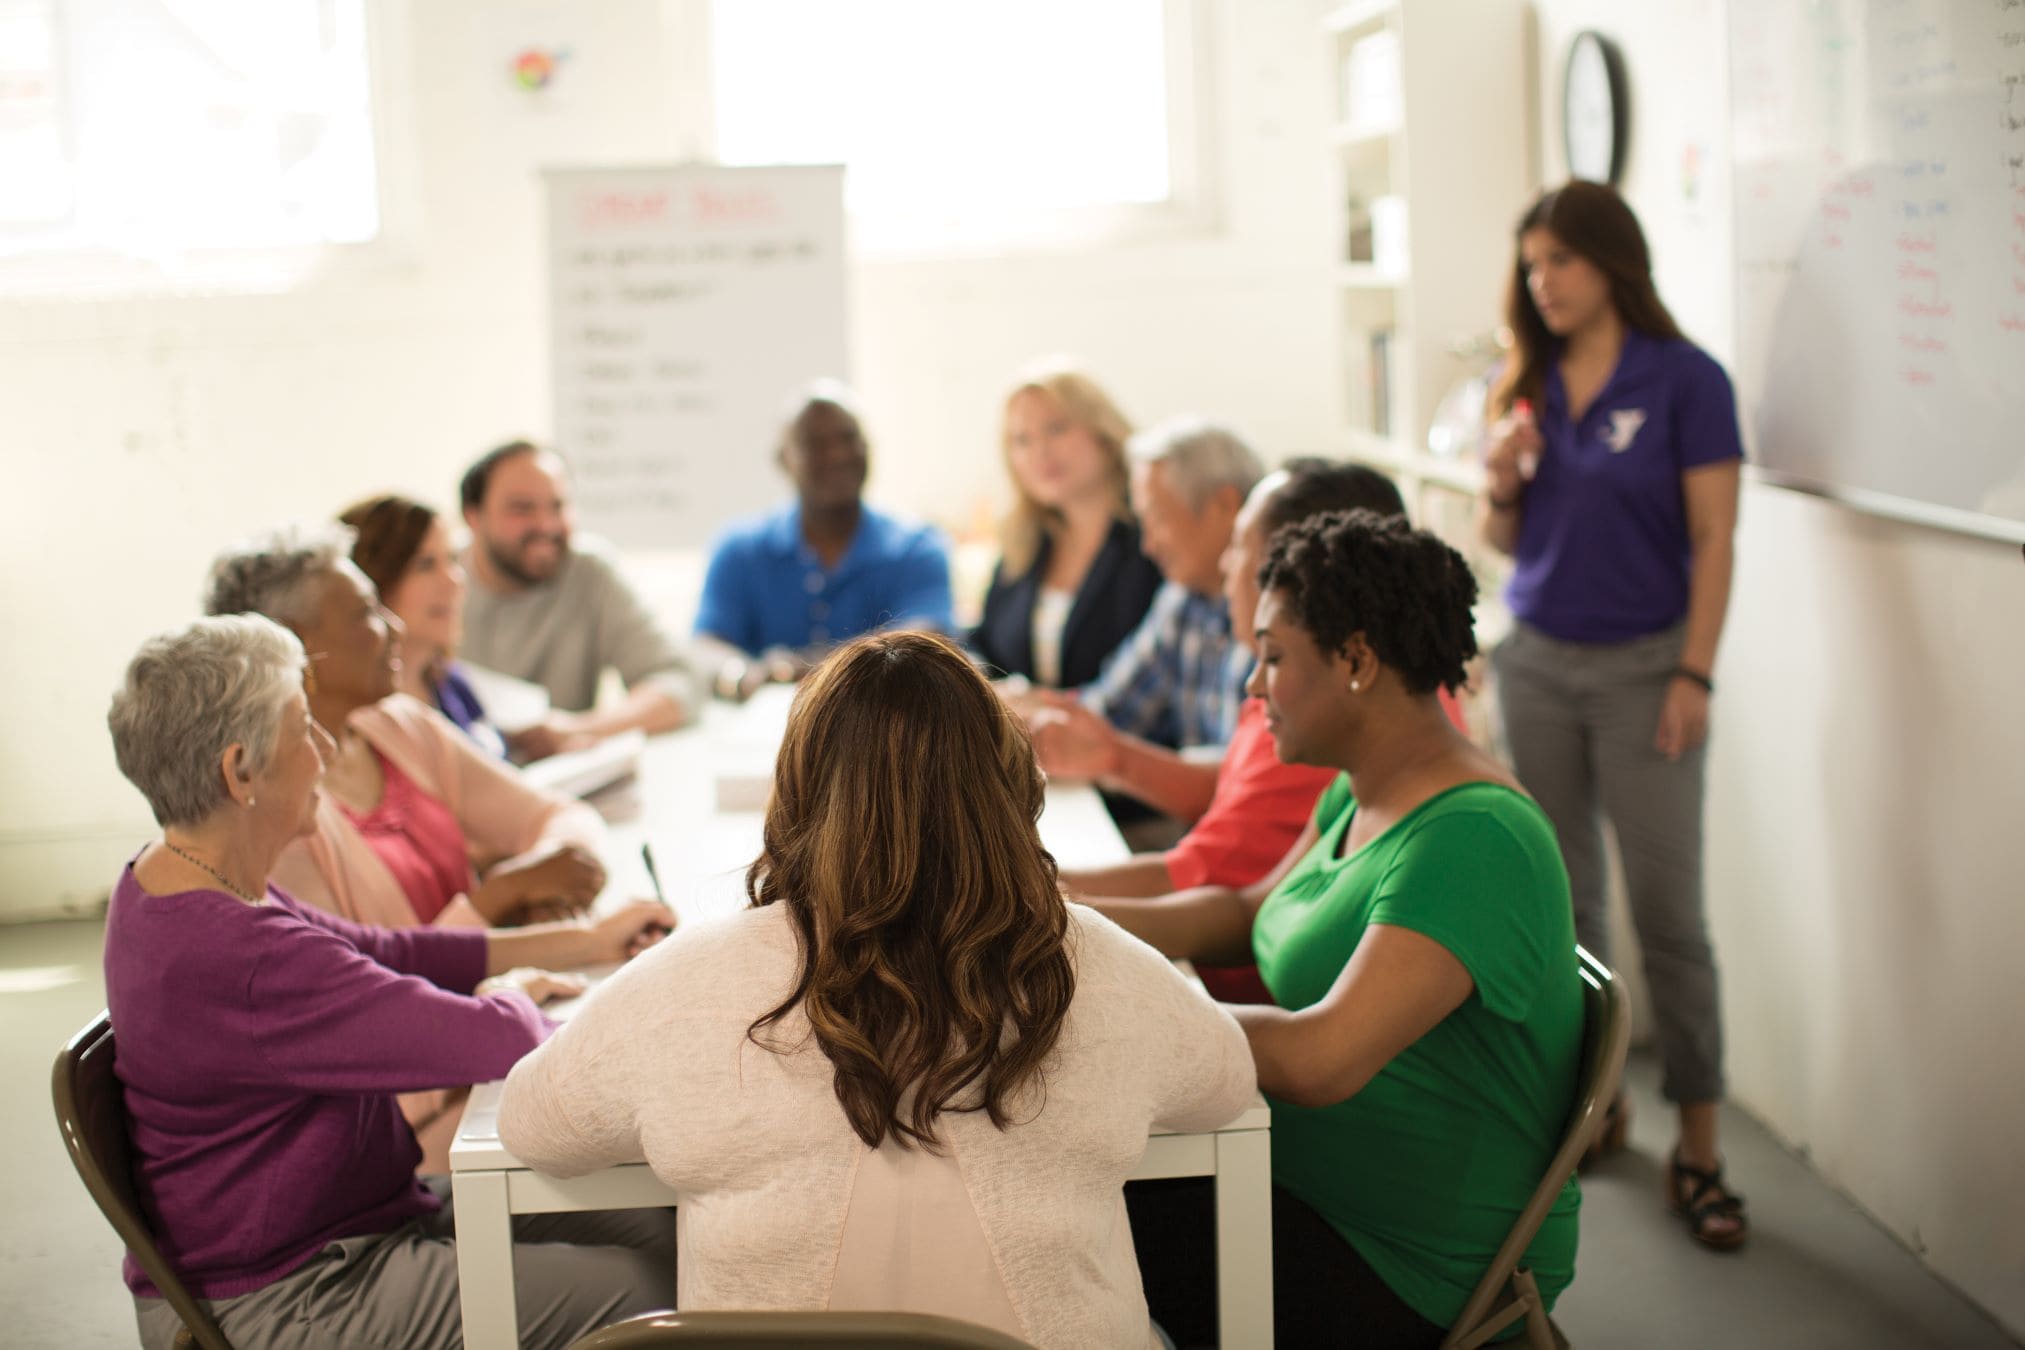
449, 688, 1274, 1348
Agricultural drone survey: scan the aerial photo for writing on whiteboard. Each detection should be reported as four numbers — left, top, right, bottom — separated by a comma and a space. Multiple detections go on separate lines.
689, 186, 782, 225
581, 191, 672, 231
1729, 0, 2025, 529
578, 187, 788, 233
546, 166, 849, 547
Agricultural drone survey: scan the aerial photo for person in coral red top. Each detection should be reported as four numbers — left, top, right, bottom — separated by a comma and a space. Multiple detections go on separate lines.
204, 523, 645, 1168
1035, 458, 1456, 1002
204, 525, 613, 937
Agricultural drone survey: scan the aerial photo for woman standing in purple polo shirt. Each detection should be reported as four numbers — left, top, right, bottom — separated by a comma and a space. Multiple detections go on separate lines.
1477, 181, 1747, 1250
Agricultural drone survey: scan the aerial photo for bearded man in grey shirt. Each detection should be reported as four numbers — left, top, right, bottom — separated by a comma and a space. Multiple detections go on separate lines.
459, 441, 697, 759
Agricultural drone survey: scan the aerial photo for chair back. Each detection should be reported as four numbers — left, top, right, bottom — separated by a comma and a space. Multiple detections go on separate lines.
1442, 945, 1631, 1350
52, 1013, 232, 1350
569, 1310, 1037, 1349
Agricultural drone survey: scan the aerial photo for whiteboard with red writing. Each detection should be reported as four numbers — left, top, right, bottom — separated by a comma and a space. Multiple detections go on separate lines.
546, 164, 847, 547
1731, 0, 2025, 541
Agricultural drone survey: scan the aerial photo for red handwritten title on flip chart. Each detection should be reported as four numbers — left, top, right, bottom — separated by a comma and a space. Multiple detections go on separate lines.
581, 191, 672, 231
687, 186, 782, 226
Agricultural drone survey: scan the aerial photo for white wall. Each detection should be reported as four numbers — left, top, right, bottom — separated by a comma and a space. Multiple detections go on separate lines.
1532, 0, 2025, 1333
0, 0, 1334, 916
847, 1, 1339, 523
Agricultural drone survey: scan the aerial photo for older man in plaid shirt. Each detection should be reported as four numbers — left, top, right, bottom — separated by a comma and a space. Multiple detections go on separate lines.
1072, 417, 1262, 752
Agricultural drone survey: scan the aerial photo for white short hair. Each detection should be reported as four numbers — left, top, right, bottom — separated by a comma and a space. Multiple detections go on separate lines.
204, 523, 357, 626
1127, 417, 1265, 511
108, 615, 307, 826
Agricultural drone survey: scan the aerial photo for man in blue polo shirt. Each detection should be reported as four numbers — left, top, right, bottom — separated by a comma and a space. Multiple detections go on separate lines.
693, 381, 953, 700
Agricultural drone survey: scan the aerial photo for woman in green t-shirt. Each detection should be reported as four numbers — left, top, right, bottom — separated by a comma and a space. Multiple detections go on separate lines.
1109, 510, 1584, 1347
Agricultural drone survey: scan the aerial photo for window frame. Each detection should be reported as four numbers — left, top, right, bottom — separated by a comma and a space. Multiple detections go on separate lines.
0, 0, 419, 299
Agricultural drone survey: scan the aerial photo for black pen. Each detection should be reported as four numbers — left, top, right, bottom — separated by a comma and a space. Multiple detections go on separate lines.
640, 843, 674, 938
640, 842, 667, 905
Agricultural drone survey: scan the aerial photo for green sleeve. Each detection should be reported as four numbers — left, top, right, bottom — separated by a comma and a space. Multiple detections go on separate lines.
1366, 806, 1558, 1022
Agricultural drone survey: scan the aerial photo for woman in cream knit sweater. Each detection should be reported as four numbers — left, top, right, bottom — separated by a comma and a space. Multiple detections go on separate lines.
499, 632, 1256, 1348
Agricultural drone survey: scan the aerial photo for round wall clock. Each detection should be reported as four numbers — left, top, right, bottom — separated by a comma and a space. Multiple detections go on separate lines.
1563, 30, 1628, 186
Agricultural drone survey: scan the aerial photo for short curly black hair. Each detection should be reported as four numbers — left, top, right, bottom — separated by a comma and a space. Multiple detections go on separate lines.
1257, 509, 1478, 695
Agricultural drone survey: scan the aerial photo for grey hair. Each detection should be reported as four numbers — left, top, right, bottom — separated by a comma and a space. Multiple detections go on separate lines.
204, 522, 357, 627
108, 615, 308, 827
1127, 417, 1265, 511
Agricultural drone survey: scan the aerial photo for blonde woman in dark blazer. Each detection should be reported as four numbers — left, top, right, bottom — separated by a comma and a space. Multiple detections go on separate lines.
970, 360, 1163, 691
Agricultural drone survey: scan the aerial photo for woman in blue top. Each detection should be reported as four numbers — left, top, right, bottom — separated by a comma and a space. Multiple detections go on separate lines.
1476, 181, 1747, 1249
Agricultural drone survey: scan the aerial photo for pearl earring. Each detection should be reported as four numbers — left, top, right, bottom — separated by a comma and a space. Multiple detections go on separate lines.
1350, 680, 1361, 692
246, 797, 257, 807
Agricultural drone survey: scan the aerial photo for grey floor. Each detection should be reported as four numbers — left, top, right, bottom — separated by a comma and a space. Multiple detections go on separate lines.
1, 918, 2017, 1350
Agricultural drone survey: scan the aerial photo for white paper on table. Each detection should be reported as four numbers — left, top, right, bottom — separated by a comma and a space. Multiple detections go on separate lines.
458, 663, 551, 733
521, 730, 646, 800
713, 773, 772, 812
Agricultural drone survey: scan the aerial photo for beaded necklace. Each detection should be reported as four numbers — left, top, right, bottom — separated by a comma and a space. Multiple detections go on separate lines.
160, 841, 265, 905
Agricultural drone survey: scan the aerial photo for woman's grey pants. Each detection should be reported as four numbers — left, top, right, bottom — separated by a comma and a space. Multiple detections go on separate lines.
134, 1179, 677, 1350
1493, 620, 1725, 1105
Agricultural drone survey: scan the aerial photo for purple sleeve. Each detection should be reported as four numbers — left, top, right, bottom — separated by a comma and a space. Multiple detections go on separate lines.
245, 906, 550, 1095
434, 665, 488, 734
1674, 348, 1746, 470
277, 891, 488, 992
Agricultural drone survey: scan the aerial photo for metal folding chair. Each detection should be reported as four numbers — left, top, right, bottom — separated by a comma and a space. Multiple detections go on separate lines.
52, 1012, 231, 1350
1442, 946, 1631, 1350
570, 1309, 1037, 1349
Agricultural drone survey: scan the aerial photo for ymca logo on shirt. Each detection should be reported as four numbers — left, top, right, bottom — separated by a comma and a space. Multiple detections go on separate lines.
1602, 408, 1647, 453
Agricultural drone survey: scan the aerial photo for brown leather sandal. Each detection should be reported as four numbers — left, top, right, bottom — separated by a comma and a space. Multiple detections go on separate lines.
1578, 1091, 1631, 1171
1667, 1151, 1749, 1250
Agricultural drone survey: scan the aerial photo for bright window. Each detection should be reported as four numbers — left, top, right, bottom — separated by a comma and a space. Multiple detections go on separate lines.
710, 0, 1205, 253
0, 0, 378, 292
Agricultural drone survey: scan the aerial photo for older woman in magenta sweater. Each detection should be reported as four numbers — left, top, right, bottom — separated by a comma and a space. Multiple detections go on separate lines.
105, 615, 673, 1350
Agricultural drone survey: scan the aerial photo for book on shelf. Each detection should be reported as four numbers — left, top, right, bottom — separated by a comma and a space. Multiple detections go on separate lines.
1369, 329, 1394, 439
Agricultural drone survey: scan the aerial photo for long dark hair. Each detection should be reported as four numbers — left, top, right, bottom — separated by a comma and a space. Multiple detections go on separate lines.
1491, 181, 1685, 416
747, 631, 1075, 1150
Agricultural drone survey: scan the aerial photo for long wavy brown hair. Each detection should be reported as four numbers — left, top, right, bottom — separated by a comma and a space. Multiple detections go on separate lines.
1491, 181, 1685, 417
747, 631, 1076, 1150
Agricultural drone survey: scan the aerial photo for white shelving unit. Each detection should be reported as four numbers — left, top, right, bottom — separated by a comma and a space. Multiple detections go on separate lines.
1323, 0, 1528, 485
1322, 0, 1532, 721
